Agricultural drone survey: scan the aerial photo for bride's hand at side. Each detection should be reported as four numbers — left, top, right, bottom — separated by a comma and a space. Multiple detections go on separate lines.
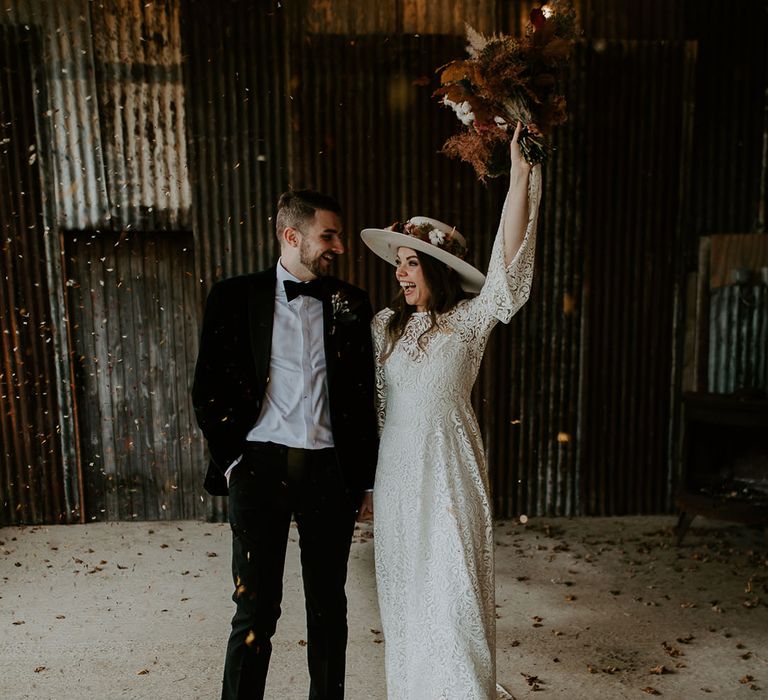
357, 491, 374, 522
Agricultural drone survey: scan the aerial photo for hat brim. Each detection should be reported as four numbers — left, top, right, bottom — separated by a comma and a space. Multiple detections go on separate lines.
360, 229, 486, 293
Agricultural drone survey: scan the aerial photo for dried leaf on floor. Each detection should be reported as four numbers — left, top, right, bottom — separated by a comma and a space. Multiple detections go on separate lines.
649, 665, 672, 675
662, 641, 683, 657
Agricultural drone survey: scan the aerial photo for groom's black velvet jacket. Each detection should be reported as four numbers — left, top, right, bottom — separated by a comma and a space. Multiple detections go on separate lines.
192, 267, 379, 497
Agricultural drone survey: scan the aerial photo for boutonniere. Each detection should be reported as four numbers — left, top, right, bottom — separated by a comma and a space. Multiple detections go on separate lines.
331, 290, 358, 334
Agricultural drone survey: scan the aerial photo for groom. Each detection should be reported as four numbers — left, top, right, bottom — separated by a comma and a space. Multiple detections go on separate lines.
192, 189, 378, 700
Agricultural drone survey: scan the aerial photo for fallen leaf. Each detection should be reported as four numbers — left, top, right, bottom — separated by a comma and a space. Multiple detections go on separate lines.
137, 669, 149, 675
34, 666, 45, 673
649, 665, 671, 675
662, 642, 683, 658
641, 687, 661, 695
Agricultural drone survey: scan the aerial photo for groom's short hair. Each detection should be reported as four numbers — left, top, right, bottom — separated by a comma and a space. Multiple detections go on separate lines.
275, 189, 342, 242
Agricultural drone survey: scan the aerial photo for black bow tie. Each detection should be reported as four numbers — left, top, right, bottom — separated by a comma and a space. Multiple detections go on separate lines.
283, 278, 326, 302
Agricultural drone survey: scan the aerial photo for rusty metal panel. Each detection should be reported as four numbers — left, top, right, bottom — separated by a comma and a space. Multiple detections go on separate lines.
300, 0, 689, 40
0, 23, 65, 526
572, 0, 685, 39
301, 0, 497, 35
1, 0, 190, 231
182, 0, 289, 285
686, 0, 767, 237
63, 230, 205, 521
709, 283, 768, 392
90, 0, 191, 231
1, 0, 111, 229
579, 40, 694, 515
0, 0, 761, 524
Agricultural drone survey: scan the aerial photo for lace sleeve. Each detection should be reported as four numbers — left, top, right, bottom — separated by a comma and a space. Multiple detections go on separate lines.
371, 308, 393, 437
475, 163, 542, 326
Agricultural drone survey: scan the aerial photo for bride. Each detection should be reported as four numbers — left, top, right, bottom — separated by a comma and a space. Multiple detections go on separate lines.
360, 123, 541, 699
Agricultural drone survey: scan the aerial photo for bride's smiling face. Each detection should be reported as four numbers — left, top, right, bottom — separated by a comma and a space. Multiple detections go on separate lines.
395, 246, 431, 312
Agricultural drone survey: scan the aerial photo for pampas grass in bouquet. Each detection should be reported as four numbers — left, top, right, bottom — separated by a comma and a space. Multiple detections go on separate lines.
434, 1, 579, 182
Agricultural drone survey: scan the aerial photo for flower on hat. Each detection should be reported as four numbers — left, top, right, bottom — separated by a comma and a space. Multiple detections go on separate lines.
386, 219, 467, 260
428, 228, 446, 246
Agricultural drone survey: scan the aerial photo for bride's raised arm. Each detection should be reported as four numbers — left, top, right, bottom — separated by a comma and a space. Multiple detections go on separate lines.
503, 122, 535, 265
473, 123, 542, 327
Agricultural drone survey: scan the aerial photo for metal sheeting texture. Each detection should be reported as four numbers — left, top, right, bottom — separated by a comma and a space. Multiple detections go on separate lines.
182, 0, 288, 288
90, 0, 191, 231
0, 0, 766, 524
0, 22, 65, 525
1, 0, 193, 524
63, 230, 204, 522
709, 283, 768, 393
686, 0, 767, 237
579, 40, 694, 516
1, 0, 190, 231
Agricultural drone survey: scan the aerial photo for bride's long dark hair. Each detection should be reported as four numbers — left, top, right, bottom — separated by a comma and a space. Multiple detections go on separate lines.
383, 250, 468, 361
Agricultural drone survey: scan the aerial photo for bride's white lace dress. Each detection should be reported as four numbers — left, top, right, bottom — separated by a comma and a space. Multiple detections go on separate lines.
371, 167, 541, 700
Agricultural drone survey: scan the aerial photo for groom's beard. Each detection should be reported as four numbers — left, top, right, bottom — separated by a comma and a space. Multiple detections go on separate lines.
300, 242, 337, 277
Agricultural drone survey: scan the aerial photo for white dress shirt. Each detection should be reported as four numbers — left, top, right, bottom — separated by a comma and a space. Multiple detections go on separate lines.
225, 260, 334, 481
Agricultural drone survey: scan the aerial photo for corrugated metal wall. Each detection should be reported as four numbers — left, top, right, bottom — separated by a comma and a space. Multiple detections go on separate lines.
90, 0, 191, 231
686, 0, 767, 238
0, 23, 65, 525
1, 0, 198, 523
709, 284, 768, 392
63, 229, 203, 521
1, 0, 766, 523
579, 40, 695, 515
183, 0, 288, 288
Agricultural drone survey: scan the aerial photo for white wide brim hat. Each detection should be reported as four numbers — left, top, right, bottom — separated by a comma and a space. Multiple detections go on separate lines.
360, 216, 486, 293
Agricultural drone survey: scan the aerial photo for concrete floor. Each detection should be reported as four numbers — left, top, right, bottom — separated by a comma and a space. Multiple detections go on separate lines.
1, 516, 766, 699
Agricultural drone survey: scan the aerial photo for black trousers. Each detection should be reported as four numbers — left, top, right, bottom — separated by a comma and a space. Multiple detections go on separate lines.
222, 441, 358, 700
